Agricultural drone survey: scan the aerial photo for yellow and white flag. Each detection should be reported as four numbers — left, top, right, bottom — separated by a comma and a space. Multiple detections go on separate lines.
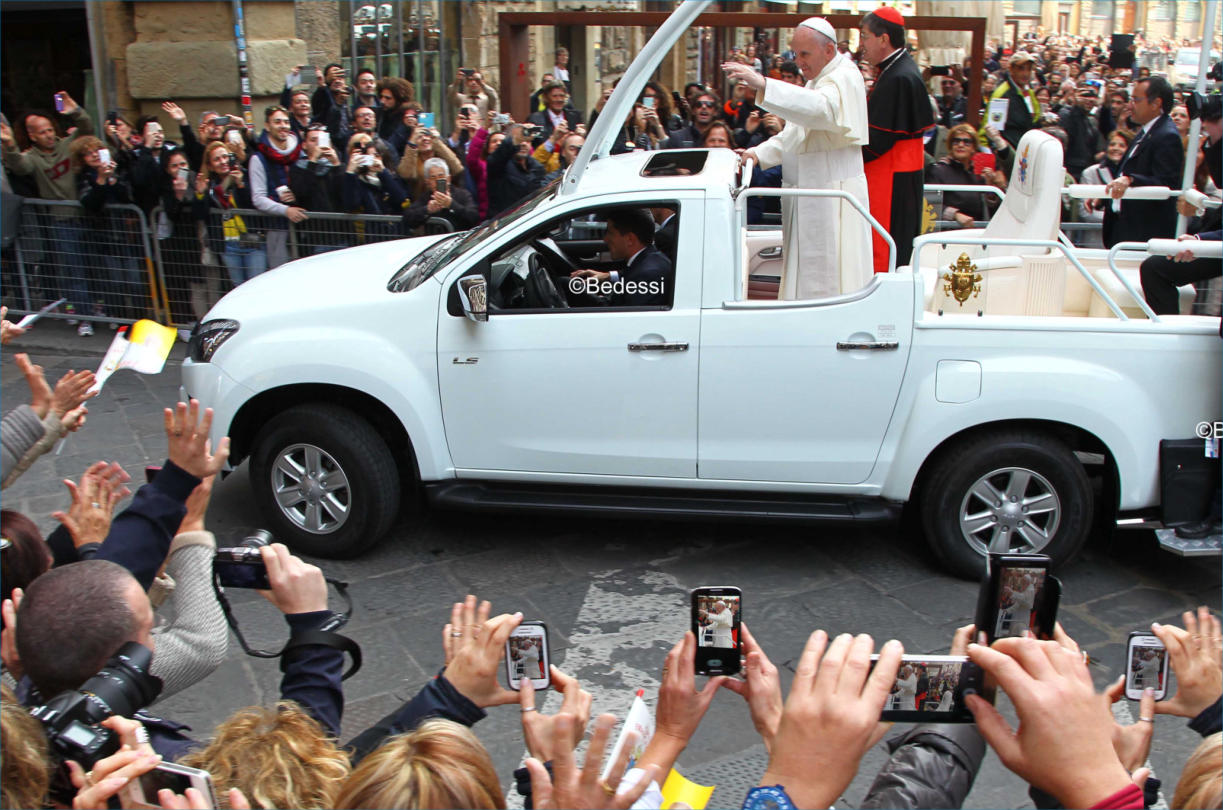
90, 320, 178, 394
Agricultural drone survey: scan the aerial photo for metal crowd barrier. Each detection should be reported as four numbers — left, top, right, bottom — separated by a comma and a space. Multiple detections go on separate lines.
5, 199, 164, 328
1, 201, 424, 329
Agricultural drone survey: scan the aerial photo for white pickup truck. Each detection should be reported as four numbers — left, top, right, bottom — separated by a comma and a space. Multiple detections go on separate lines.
182, 2, 1221, 577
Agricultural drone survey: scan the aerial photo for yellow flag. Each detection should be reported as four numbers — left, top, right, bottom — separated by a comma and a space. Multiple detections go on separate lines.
661, 768, 715, 810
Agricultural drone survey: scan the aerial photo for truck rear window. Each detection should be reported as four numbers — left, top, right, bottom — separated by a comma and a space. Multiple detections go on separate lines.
642, 150, 708, 177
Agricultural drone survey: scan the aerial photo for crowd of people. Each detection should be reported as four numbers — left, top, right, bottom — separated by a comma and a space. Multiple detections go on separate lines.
1, 21, 1220, 332
0, 306, 1220, 810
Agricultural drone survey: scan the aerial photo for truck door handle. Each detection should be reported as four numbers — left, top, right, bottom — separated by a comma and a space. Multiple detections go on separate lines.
836, 341, 899, 351
628, 342, 689, 352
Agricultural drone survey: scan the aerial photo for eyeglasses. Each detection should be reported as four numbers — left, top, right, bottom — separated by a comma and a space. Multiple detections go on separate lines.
949, 137, 976, 145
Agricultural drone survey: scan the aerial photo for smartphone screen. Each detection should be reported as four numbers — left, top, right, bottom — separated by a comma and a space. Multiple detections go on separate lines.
54, 93, 65, 112
213, 548, 271, 589
641, 96, 656, 109
505, 621, 550, 691
436, 177, 448, 193
317, 131, 331, 149
871, 654, 983, 723
691, 586, 741, 676
1126, 633, 1169, 700
975, 554, 1057, 643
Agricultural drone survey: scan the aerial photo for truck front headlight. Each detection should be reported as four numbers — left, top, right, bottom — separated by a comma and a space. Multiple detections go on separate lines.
188, 319, 240, 363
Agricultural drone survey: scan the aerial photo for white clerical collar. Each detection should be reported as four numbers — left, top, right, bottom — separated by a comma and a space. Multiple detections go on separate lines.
880, 47, 905, 68
627, 246, 647, 266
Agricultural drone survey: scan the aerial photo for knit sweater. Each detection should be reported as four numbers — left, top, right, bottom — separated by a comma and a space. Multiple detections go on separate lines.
1, 407, 69, 489
1, 107, 95, 201
149, 531, 229, 702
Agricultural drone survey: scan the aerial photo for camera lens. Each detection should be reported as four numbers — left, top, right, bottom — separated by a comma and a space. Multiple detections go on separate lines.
241, 529, 274, 549
76, 642, 162, 722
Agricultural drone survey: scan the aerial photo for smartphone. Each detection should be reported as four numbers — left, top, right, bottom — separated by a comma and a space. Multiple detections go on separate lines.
461, 67, 475, 77
177, 168, 190, 183
214, 115, 231, 127
971, 151, 996, 175
691, 586, 741, 676
144, 465, 162, 484
436, 177, 448, 193
641, 96, 656, 109
931, 65, 951, 76
226, 152, 237, 169
317, 130, 331, 149
493, 113, 511, 126
872, 654, 985, 723
505, 621, 550, 691
225, 131, 243, 147
106, 110, 118, 127
54, 93, 65, 113
213, 547, 270, 589
1126, 632, 1170, 701
97, 148, 112, 166
122, 761, 216, 809
974, 553, 1061, 644
14, 297, 68, 329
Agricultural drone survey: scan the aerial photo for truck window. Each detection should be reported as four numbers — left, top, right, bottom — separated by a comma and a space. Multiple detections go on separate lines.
477, 201, 680, 313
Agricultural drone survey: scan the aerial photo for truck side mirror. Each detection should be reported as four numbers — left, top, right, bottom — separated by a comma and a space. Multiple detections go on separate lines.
458, 275, 488, 322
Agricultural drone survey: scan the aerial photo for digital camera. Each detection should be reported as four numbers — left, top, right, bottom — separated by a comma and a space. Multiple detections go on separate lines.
29, 642, 162, 768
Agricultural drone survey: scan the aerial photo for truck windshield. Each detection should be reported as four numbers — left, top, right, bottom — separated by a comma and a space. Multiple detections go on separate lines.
388, 178, 560, 292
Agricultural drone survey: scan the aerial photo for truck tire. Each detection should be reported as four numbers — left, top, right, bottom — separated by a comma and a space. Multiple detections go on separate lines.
919, 430, 1092, 579
249, 403, 400, 558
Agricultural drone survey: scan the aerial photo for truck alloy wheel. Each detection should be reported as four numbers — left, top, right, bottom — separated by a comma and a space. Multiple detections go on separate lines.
920, 431, 1092, 578
249, 404, 400, 558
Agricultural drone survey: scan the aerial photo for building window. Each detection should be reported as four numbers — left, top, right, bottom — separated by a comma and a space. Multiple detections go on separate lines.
1150, 1, 1174, 20
1091, 0, 1115, 18
1182, 1, 1201, 22
1011, 1, 1041, 16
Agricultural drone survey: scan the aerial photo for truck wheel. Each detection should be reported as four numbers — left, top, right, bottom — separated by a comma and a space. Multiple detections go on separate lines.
919, 431, 1092, 579
249, 404, 400, 558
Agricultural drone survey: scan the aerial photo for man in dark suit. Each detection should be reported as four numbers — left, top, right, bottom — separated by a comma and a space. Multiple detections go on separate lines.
651, 204, 678, 268
569, 207, 671, 306
527, 82, 583, 144
1101, 76, 1184, 247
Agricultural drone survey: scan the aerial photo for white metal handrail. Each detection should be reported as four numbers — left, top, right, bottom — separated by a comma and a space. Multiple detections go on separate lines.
912, 233, 1129, 320
1106, 239, 1223, 323
733, 187, 897, 273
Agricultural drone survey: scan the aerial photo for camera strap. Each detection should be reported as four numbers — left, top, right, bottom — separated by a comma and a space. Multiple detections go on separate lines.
213, 576, 362, 679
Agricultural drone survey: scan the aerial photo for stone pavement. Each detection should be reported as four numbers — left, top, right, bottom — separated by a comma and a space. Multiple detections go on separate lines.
3, 317, 1219, 808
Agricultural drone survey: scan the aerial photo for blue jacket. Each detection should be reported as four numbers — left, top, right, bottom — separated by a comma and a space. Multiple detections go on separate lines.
345, 670, 485, 764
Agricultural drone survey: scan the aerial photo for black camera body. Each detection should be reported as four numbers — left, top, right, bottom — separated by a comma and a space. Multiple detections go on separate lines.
29, 642, 162, 768
214, 529, 273, 589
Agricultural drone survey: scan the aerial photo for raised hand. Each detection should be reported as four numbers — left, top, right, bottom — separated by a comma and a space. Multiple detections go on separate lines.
163, 398, 230, 478
720, 623, 783, 751
966, 637, 1132, 809
1152, 607, 1222, 719
1, 305, 27, 343
442, 604, 524, 708
161, 101, 188, 125
525, 714, 659, 810
52, 368, 97, 417
2, 589, 24, 680
760, 631, 902, 809
259, 542, 328, 614
520, 666, 592, 762
52, 461, 131, 548
13, 353, 52, 418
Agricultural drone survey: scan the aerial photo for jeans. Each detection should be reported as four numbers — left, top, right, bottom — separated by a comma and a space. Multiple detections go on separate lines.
222, 241, 268, 287
49, 220, 93, 315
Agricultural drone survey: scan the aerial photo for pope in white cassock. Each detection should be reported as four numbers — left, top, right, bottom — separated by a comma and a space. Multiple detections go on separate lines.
724, 18, 872, 300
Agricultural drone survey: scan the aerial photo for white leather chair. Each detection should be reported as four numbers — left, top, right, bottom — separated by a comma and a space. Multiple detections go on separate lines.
921, 129, 1066, 313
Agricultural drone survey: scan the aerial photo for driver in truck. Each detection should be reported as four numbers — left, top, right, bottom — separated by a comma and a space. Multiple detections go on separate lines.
568, 207, 671, 307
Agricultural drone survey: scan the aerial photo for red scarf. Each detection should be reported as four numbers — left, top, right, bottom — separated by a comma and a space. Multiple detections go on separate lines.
255, 135, 303, 166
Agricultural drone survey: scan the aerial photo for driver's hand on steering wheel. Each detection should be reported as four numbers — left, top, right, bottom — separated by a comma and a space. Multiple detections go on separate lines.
570, 268, 610, 282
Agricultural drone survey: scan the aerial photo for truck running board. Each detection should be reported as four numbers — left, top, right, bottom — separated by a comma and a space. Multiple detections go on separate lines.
425, 481, 900, 524
1153, 528, 1223, 557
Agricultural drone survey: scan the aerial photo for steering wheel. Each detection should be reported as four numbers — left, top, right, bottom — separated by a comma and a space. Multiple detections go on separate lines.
531, 237, 581, 274
526, 251, 569, 309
